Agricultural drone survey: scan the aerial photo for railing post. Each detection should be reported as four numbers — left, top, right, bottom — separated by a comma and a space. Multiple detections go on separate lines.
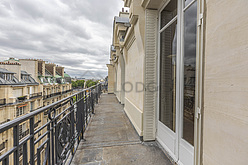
70, 105, 75, 156
22, 142, 27, 165
91, 89, 95, 114
52, 119, 56, 164
29, 118, 34, 165
13, 125, 19, 165
47, 123, 51, 165
82, 92, 85, 140
2, 156, 9, 165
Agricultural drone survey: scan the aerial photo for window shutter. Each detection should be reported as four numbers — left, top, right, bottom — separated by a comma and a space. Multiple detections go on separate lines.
143, 9, 158, 141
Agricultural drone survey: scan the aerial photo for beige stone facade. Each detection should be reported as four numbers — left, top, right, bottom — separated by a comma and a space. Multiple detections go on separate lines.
108, 0, 248, 164
0, 58, 72, 164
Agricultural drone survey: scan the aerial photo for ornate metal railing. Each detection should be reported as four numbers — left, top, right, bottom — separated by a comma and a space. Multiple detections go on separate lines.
44, 89, 73, 100
29, 92, 42, 99
19, 129, 30, 140
0, 98, 6, 106
43, 94, 52, 100
0, 83, 102, 165
17, 96, 27, 102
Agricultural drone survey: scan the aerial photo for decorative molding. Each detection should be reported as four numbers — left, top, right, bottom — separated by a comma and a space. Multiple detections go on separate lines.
124, 97, 143, 136
129, 13, 138, 25
124, 0, 131, 7
141, 0, 149, 8
126, 32, 136, 51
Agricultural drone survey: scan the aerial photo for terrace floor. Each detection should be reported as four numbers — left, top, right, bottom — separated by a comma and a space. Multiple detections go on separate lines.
71, 94, 173, 165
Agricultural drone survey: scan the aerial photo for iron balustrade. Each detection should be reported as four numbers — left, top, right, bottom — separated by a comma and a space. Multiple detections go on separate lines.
62, 89, 73, 95
0, 83, 102, 165
29, 92, 42, 99
43, 90, 72, 100
16, 96, 27, 102
19, 129, 30, 140
0, 98, 6, 106
53, 92, 62, 97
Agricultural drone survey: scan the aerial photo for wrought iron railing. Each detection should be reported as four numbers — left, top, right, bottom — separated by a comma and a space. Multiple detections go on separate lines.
43, 94, 52, 100
16, 96, 27, 102
19, 129, 30, 140
0, 83, 102, 165
0, 98, 6, 106
29, 92, 42, 99
43, 89, 73, 100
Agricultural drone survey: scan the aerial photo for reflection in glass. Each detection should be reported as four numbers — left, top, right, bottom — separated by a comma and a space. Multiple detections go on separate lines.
185, 0, 194, 7
183, 1, 197, 146
159, 21, 177, 132
160, 0, 177, 29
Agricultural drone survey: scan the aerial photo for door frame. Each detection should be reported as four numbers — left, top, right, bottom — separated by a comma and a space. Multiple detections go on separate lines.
156, 0, 203, 165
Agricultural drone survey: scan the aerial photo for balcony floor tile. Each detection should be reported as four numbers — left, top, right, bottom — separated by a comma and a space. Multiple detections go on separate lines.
71, 94, 173, 165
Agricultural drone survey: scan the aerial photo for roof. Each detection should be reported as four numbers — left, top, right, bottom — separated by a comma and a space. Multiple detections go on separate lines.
56, 71, 61, 76
115, 16, 129, 24
45, 69, 52, 77
64, 73, 71, 78
0, 75, 20, 85
0, 68, 16, 74
55, 74, 62, 78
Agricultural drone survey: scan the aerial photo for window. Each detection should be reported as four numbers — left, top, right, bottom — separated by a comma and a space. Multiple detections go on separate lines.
30, 101, 35, 111
6, 74, 11, 81
0, 73, 4, 79
16, 106, 26, 117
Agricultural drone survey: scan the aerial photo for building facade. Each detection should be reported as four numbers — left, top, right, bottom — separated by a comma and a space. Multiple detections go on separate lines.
0, 58, 72, 164
108, 0, 248, 164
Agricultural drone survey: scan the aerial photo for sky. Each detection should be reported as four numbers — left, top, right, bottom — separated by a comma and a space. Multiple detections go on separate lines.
0, 0, 124, 79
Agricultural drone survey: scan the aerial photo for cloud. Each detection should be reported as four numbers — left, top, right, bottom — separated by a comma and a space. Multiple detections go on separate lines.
0, 0, 123, 78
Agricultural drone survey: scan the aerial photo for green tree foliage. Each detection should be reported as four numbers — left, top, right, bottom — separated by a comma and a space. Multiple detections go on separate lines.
72, 79, 98, 88
86, 80, 98, 88
72, 80, 85, 88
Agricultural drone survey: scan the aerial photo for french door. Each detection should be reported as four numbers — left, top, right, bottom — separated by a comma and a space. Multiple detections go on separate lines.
157, 0, 198, 165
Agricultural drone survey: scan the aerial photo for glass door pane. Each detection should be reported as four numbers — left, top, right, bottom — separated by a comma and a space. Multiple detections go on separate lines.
159, 21, 177, 132
183, 1, 197, 146
160, 0, 177, 29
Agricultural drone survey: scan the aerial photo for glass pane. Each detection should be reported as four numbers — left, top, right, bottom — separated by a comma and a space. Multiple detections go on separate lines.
159, 21, 177, 132
184, 0, 194, 7
183, 1, 197, 146
160, 0, 177, 29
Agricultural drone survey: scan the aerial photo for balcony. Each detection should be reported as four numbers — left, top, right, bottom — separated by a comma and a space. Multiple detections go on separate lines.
16, 96, 27, 102
29, 92, 42, 99
0, 84, 172, 165
43, 89, 73, 100
71, 94, 172, 165
62, 89, 73, 94
0, 84, 102, 164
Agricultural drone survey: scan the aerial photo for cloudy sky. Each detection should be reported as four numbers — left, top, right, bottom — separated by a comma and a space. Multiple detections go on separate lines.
0, 0, 124, 79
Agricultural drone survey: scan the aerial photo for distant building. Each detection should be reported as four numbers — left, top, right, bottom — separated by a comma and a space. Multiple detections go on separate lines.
0, 58, 72, 164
